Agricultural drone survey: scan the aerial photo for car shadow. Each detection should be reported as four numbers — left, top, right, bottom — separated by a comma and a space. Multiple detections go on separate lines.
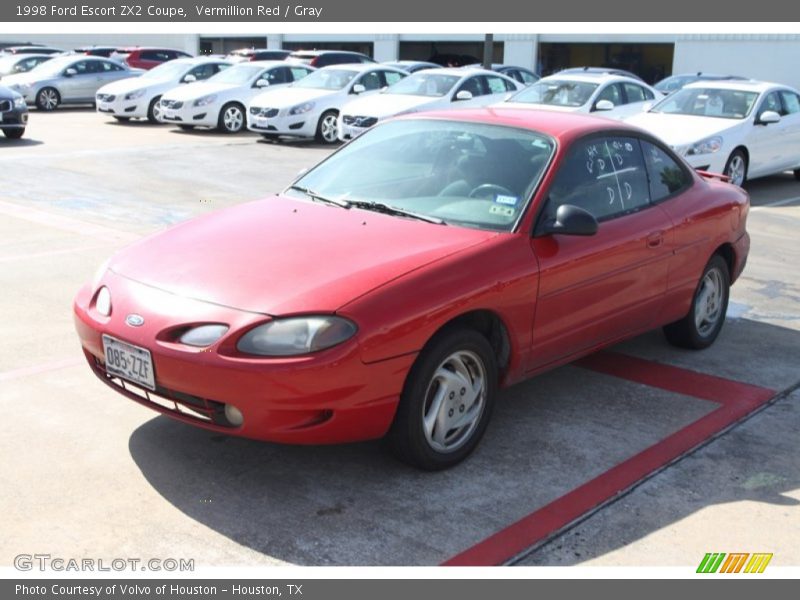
0, 137, 43, 147
128, 318, 800, 566
744, 172, 799, 207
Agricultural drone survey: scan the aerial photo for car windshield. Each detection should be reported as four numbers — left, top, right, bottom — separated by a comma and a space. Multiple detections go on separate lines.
207, 64, 261, 85
386, 73, 461, 97
288, 119, 555, 232
654, 75, 695, 93
292, 68, 358, 90
25, 57, 77, 77
650, 87, 759, 119
508, 79, 599, 107
140, 61, 190, 80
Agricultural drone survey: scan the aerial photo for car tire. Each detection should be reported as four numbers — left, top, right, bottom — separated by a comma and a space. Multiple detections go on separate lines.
147, 96, 162, 123
113, 116, 131, 123
218, 102, 245, 133
315, 110, 339, 144
663, 254, 730, 350
387, 327, 497, 470
35, 87, 60, 111
723, 149, 748, 187
178, 124, 195, 130
3, 128, 24, 139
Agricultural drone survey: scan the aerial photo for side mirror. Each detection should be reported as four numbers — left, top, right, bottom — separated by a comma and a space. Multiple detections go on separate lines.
593, 99, 615, 111
542, 204, 598, 236
352, 83, 366, 94
64, 67, 77, 77
182, 74, 197, 83
255, 78, 270, 88
455, 90, 473, 101
757, 110, 780, 125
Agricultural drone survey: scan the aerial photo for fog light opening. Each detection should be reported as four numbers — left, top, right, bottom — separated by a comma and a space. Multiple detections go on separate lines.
224, 404, 244, 427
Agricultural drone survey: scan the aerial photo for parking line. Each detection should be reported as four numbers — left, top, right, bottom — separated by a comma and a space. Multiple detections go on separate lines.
442, 352, 775, 566
752, 196, 800, 209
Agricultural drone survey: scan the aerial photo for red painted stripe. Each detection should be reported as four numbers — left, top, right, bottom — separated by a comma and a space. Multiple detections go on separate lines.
442, 352, 775, 566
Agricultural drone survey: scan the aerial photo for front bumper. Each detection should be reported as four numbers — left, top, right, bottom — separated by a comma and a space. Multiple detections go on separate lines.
681, 151, 727, 174
246, 107, 316, 138
160, 99, 218, 127
73, 271, 413, 444
338, 115, 377, 140
96, 93, 148, 119
0, 102, 28, 128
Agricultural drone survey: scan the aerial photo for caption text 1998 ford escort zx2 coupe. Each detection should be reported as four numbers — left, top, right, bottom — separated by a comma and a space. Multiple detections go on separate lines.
74, 108, 750, 470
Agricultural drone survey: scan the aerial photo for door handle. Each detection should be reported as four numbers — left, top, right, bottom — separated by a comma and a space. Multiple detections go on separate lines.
646, 231, 664, 248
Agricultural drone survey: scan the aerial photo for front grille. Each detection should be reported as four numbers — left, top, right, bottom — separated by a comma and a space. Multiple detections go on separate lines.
342, 115, 377, 128
249, 107, 279, 118
96, 93, 116, 102
0, 100, 11, 112
160, 99, 184, 109
91, 355, 234, 427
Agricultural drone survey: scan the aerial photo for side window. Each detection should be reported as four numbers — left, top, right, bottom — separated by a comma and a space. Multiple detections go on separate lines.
357, 71, 382, 91
101, 61, 122, 72
289, 67, 313, 81
624, 83, 647, 103
519, 70, 538, 85
188, 64, 215, 81
759, 91, 782, 117
779, 91, 800, 114
140, 51, 157, 61
382, 70, 404, 87
642, 141, 692, 202
316, 55, 333, 67
596, 83, 623, 107
72, 61, 91, 74
456, 76, 483, 98
485, 75, 514, 94
544, 136, 651, 222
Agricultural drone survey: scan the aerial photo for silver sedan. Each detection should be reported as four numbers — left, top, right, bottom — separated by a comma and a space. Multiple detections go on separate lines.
2, 55, 142, 110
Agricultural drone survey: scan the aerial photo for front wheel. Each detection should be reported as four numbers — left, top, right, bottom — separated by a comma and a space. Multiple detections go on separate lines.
147, 95, 162, 123
387, 328, 497, 470
315, 110, 339, 144
218, 102, 245, 133
663, 254, 730, 349
36, 87, 60, 111
724, 149, 747, 187
3, 128, 24, 139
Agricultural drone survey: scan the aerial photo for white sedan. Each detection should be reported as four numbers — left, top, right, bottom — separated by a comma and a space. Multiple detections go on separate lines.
159, 61, 315, 133
246, 63, 408, 144
337, 67, 522, 140
500, 72, 660, 121
626, 80, 800, 186
95, 57, 232, 123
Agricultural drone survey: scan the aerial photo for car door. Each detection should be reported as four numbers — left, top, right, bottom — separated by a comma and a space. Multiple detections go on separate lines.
747, 91, 789, 177
451, 75, 483, 103
60, 60, 95, 100
778, 90, 800, 169
591, 82, 624, 115
615, 82, 656, 119
185, 62, 224, 83
350, 69, 384, 98
528, 134, 674, 370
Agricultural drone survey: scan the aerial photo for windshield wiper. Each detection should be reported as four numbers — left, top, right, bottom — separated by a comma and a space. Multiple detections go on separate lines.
346, 200, 446, 225
288, 185, 351, 209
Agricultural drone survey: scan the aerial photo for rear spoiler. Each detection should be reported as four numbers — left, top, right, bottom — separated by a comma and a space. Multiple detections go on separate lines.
695, 169, 731, 183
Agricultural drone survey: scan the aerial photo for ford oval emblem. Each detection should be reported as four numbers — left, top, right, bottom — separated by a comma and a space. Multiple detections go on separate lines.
125, 314, 145, 327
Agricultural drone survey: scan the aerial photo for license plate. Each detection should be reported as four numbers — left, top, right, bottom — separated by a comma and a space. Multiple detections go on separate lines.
255, 117, 269, 127
163, 109, 176, 119
102, 334, 156, 391
99, 102, 111, 111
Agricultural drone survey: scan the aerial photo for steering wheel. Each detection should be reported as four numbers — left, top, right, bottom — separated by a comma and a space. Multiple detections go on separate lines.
468, 183, 514, 199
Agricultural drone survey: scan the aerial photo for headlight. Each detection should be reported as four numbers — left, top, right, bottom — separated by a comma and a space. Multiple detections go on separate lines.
13, 97, 25, 108
95, 286, 112, 317
685, 136, 723, 156
123, 88, 147, 100
180, 324, 229, 347
289, 101, 315, 115
193, 94, 217, 107
237, 316, 357, 356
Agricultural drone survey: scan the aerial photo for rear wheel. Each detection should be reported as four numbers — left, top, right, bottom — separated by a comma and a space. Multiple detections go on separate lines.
147, 95, 162, 123
723, 149, 747, 187
2, 128, 24, 139
663, 254, 730, 349
315, 110, 339, 144
36, 87, 60, 111
387, 328, 497, 470
218, 102, 245, 133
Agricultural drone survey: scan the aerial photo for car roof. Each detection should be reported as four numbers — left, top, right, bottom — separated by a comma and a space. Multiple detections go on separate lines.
4, 53, 52, 60
115, 47, 186, 52
539, 72, 644, 85
402, 107, 639, 142
289, 50, 367, 56
316, 62, 393, 73
682, 79, 786, 93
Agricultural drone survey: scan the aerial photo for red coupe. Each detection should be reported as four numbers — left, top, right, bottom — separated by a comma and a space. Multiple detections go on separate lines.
73, 109, 750, 470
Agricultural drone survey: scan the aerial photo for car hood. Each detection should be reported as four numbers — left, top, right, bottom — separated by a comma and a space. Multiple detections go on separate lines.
97, 76, 166, 95
108, 195, 496, 315
625, 112, 740, 146
341, 93, 441, 118
250, 86, 336, 108
1, 72, 49, 86
162, 80, 238, 101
